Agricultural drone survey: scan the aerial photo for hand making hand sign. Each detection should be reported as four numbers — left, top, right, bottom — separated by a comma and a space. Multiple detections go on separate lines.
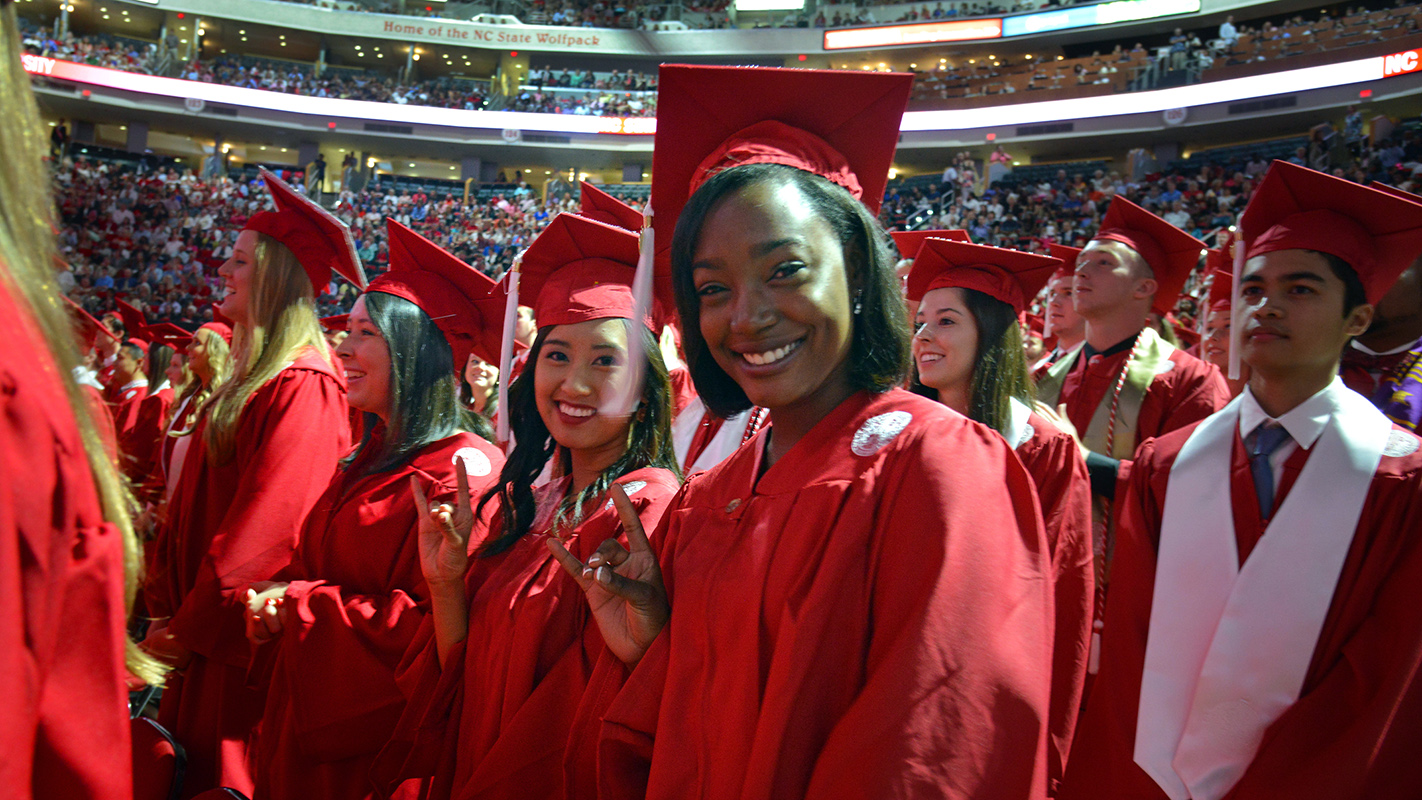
546, 482, 669, 668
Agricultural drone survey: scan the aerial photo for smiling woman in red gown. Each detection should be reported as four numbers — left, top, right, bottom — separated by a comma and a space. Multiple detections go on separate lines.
142, 170, 364, 798
373, 211, 682, 800
552, 65, 1054, 800
902, 236, 1095, 795
244, 220, 507, 800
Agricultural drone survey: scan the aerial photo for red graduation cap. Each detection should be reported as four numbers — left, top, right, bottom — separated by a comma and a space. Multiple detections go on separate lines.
1091, 195, 1205, 316
905, 238, 1060, 314
369, 220, 505, 367
577, 182, 679, 331
145, 323, 195, 350
1047, 243, 1081, 279
62, 296, 120, 351
516, 213, 645, 331
199, 320, 233, 345
579, 182, 643, 231
1203, 230, 1235, 312
1023, 312, 1045, 337
114, 300, 152, 352
244, 168, 367, 294
1369, 181, 1422, 267
650, 64, 913, 295
890, 229, 971, 261
1240, 162, 1422, 305
1369, 181, 1422, 203
319, 314, 349, 333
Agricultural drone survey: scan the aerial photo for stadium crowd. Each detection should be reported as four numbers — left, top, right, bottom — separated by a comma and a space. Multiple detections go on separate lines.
56, 114, 1422, 339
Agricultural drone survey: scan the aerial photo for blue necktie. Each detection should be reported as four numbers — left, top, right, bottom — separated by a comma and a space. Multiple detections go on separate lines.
1249, 423, 1293, 517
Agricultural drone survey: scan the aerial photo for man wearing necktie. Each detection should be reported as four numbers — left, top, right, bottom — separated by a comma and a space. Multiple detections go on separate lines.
1061, 163, 1422, 800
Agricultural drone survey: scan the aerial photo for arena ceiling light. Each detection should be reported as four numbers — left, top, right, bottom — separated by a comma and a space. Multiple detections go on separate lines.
900, 55, 1385, 131
19, 52, 1413, 136
21, 55, 623, 134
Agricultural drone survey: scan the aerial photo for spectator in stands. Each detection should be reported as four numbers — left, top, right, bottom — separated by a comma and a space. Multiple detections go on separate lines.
1219, 14, 1238, 46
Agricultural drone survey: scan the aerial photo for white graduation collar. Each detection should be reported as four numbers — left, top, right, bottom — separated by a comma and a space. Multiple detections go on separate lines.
1348, 335, 1422, 358
1237, 377, 1344, 452
119, 378, 149, 392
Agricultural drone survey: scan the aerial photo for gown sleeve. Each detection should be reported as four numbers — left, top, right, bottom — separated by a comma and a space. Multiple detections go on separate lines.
801, 425, 1054, 800
166, 367, 349, 667
1153, 360, 1230, 440
1023, 425, 1095, 795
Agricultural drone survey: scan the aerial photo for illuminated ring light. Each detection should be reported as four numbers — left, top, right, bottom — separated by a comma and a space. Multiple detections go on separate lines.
20, 50, 1418, 135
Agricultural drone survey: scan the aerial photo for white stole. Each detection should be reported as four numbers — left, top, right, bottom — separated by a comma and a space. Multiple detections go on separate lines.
1005, 396, 1035, 451
671, 397, 753, 475
1135, 387, 1391, 799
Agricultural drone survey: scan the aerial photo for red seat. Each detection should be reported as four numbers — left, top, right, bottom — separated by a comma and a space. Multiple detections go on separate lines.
131, 717, 185, 800
189, 790, 251, 800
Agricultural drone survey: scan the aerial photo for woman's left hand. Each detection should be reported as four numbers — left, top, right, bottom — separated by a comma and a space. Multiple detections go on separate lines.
244, 582, 290, 642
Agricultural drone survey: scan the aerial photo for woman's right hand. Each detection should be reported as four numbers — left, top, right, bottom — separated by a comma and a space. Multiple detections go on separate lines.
546, 483, 669, 667
411, 460, 475, 591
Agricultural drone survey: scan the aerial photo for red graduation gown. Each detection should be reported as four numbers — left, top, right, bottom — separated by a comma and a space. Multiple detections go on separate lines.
375, 467, 680, 800
254, 430, 506, 800
125, 385, 173, 504
582, 390, 1054, 800
1058, 345, 1230, 448
158, 392, 200, 494
1015, 411, 1094, 796
148, 349, 350, 799
0, 280, 131, 799
112, 380, 149, 474
1059, 423, 1422, 800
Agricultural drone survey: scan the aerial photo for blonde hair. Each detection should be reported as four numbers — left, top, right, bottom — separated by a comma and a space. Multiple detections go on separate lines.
170, 325, 231, 438
0, 6, 164, 684
201, 233, 331, 463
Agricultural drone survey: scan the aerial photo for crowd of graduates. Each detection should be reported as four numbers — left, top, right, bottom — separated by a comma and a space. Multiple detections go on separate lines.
10, 0, 1422, 796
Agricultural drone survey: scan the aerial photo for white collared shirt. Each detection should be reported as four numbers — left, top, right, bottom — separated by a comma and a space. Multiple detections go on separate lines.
1237, 377, 1344, 488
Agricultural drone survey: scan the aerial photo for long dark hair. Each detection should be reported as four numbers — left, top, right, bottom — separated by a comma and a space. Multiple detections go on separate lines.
911, 288, 1033, 434
476, 320, 680, 556
670, 162, 911, 418
145, 342, 174, 389
344, 291, 463, 475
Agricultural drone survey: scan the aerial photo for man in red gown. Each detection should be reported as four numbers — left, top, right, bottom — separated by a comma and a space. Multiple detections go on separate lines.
1037, 196, 1229, 484
111, 337, 150, 458
1060, 162, 1422, 800
1035, 198, 1230, 685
